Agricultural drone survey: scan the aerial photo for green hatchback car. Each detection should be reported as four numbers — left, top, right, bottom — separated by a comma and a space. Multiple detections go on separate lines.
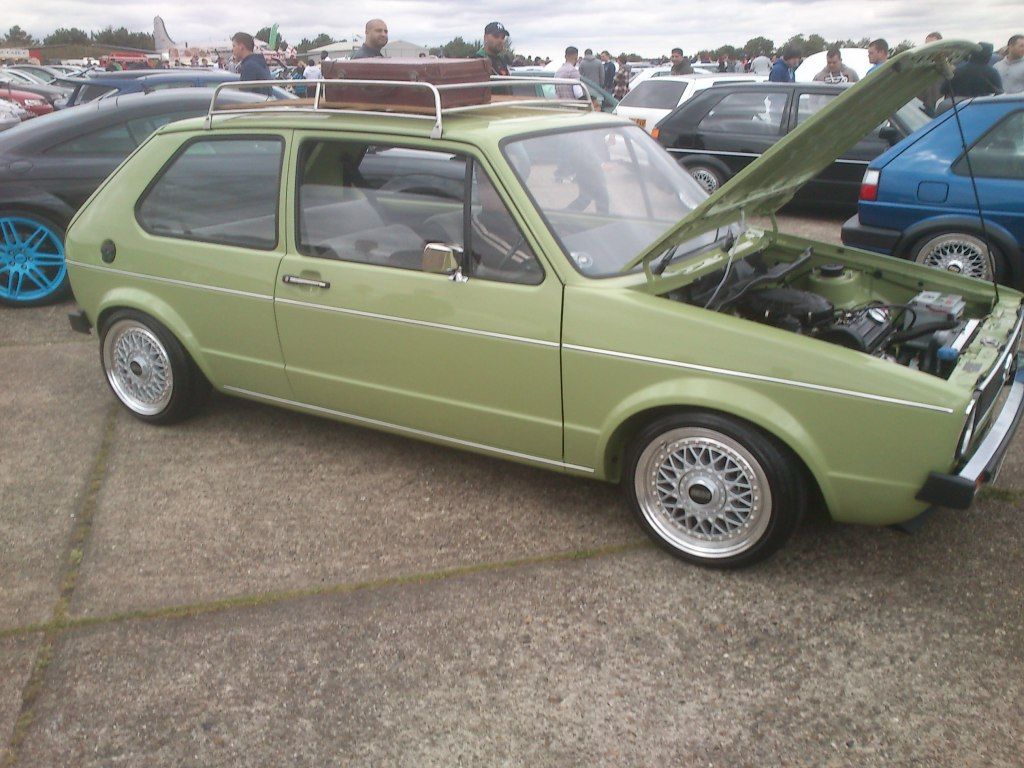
66, 43, 1024, 568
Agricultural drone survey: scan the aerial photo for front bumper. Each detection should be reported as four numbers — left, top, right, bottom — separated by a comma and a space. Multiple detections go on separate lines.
840, 214, 901, 255
917, 366, 1024, 510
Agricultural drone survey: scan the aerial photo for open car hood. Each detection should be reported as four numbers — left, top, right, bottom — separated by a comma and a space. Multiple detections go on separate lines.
626, 40, 977, 273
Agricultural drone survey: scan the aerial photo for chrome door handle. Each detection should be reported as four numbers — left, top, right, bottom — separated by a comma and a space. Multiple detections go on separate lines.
282, 274, 330, 289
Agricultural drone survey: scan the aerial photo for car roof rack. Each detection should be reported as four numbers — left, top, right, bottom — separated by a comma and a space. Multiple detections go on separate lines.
205, 76, 595, 137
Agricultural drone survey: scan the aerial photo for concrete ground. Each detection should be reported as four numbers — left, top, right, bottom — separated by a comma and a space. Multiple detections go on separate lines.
2, 210, 1023, 766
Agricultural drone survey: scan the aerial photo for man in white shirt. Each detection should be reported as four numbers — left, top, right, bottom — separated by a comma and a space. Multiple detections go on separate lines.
994, 34, 1024, 94
303, 58, 322, 80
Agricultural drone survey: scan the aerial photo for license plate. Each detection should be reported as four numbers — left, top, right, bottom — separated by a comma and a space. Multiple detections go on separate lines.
631, 117, 646, 128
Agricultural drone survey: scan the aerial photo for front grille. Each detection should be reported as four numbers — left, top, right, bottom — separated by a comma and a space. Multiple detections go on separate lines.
975, 310, 1023, 430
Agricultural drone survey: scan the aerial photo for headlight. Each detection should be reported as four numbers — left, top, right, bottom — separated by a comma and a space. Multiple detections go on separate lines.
25, 99, 45, 106
957, 395, 979, 460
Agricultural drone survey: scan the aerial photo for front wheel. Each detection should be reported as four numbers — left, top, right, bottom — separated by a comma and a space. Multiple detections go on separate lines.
684, 163, 727, 194
100, 310, 209, 424
625, 413, 804, 569
0, 212, 69, 307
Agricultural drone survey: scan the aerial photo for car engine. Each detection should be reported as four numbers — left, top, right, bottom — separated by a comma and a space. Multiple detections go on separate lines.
670, 250, 971, 379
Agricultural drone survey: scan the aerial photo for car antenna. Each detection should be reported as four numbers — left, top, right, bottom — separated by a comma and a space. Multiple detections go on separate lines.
942, 64, 1000, 304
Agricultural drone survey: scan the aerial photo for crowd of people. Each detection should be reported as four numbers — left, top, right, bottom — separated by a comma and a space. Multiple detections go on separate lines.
96, 17, 1024, 113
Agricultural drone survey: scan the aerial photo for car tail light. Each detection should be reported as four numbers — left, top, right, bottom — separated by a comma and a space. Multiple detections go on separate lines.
859, 169, 880, 201
651, 127, 660, 139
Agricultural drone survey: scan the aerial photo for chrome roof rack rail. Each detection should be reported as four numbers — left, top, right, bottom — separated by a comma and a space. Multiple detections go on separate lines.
205, 76, 595, 138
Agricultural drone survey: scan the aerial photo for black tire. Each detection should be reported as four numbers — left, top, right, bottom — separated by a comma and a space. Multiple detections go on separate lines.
624, 412, 805, 569
683, 163, 728, 195
909, 231, 1008, 285
0, 209, 71, 308
99, 309, 209, 424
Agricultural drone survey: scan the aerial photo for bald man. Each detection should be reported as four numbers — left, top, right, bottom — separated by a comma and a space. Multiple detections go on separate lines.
352, 19, 388, 58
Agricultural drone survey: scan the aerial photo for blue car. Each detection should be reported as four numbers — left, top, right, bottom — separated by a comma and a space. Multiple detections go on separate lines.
842, 95, 1024, 287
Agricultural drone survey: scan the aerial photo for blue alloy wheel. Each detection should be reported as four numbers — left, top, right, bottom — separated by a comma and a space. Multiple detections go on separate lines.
0, 214, 69, 307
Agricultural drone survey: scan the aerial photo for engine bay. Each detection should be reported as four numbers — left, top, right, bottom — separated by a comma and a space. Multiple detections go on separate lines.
667, 248, 978, 379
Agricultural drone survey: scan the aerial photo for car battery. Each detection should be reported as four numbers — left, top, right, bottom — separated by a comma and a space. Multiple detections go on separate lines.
909, 291, 966, 322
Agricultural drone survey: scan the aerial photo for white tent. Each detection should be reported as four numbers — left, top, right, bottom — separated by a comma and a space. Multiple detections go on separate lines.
306, 36, 429, 59
796, 48, 872, 83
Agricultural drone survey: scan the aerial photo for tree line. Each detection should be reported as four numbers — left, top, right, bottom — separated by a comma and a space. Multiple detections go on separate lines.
2, 26, 914, 58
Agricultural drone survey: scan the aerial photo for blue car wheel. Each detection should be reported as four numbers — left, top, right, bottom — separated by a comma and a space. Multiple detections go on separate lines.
0, 212, 69, 307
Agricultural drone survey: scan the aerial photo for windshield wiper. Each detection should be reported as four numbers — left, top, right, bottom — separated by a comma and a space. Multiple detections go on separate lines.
652, 227, 735, 276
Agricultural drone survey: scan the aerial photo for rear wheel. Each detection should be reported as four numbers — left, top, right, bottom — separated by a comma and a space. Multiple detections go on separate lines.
625, 412, 804, 569
910, 232, 1006, 283
0, 212, 69, 307
684, 163, 727, 194
100, 310, 209, 424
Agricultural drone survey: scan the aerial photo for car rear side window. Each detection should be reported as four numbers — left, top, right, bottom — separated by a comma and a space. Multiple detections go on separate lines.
698, 91, 787, 135
136, 136, 284, 250
954, 110, 1024, 180
46, 123, 137, 155
619, 81, 688, 109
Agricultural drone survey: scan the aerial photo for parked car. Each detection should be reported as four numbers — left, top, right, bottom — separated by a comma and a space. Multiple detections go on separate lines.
0, 85, 54, 118
0, 71, 69, 107
0, 98, 26, 130
842, 95, 1024, 286
654, 82, 931, 199
614, 74, 766, 133
508, 68, 618, 112
63, 46, 1024, 570
0, 89, 271, 306
61, 70, 295, 107
6, 64, 70, 84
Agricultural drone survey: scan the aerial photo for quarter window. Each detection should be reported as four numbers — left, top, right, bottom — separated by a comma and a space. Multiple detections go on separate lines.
47, 123, 136, 155
698, 91, 787, 135
136, 137, 283, 250
955, 111, 1024, 180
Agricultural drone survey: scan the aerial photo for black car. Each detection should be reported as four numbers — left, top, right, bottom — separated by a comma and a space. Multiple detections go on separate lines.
60, 70, 294, 107
0, 88, 267, 307
653, 82, 932, 204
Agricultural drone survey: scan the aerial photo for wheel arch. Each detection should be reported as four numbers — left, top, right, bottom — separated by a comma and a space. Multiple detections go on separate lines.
596, 386, 833, 516
894, 215, 1022, 287
95, 288, 212, 382
0, 189, 76, 229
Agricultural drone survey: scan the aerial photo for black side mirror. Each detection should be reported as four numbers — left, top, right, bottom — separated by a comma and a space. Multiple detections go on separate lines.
879, 125, 901, 145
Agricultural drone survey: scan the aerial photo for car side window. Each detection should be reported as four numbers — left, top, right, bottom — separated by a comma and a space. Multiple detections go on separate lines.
46, 123, 137, 155
295, 140, 543, 284
136, 137, 283, 250
954, 111, 1024, 180
125, 112, 200, 144
698, 91, 787, 135
795, 93, 836, 125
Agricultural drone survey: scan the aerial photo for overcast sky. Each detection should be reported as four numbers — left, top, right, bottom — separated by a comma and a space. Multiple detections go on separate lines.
8, 0, 1016, 58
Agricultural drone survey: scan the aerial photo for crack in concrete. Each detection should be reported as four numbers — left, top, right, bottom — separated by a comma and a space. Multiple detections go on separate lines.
2, 405, 118, 768
0, 541, 650, 643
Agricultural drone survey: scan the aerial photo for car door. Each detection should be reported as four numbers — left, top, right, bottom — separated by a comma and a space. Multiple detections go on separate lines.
952, 108, 1024, 240
790, 89, 890, 202
273, 134, 564, 462
690, 88, 790, 176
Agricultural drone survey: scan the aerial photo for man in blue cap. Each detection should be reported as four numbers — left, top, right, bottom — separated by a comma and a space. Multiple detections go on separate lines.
476, 22, 511, 76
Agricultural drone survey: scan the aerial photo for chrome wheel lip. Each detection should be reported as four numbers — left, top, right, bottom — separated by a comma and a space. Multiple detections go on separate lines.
102, 320, 173, 416
916, 235, 992, 281
634, 427, 772, 559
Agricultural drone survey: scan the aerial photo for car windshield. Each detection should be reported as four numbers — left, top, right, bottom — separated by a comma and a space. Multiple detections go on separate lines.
503, 125, 712, 277
619, 80, 688, 109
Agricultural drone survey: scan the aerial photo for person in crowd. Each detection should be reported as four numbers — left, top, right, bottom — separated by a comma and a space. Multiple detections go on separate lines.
750, 51, 772, 74
613, 54, 630, 99
554, 47, 585, 100
769, 49, 800, 82
994, 34, 1024, 94
231, 32, 272, 85
303, 57, 322, 80
579, 48, 604, 85
918, 32, 945, 115
352, 19, 388, 59
474, 21, 511, 75
670, 47, 693, 75
866, 39, 889, 73
813, 48, 859, 83
291, 61, 307, 97
945, 42, 1003, 98
600, 51, 616, 90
